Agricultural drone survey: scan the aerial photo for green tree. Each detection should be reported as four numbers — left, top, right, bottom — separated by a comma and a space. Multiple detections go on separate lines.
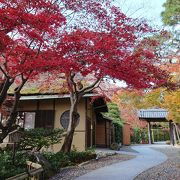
104, 103, 123, 144
105, 103, 123, 125
161, 0, 180, 26
161, 0, 180, 61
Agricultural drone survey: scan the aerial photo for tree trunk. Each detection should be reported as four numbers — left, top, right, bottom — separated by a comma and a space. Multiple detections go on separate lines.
61, 129, 75, 152
60, 74, 100, 152
0, 91, 20, 143
61, 106, 80, 152
0, 78, 27, 142
0, 77, 14, 106
61, 91, 81, 153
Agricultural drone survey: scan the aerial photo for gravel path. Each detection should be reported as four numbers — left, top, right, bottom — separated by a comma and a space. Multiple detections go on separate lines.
76, 145, 167, 180
135, 146, 180, 180
50, 154, 135, 180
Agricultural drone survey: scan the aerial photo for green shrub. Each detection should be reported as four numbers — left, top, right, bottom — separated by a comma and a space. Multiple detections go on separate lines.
131, 128, 141, 144
153, 129, 170, 142
166, 140, 170, 145
110, 142, 120, 150
141, 129, 149, 143
43, 150, 96, 172
104, 103, 123, 144
113, 122, 123, 144
0, 150, 28, 179
43, 151, 71, 171
86, 146, 96, 153
131, 128, 148, 144
67, 150, 96, 164
19, 128, 64, 151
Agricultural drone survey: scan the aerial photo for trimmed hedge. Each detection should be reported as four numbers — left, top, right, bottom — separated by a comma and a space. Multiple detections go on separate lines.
0, 150, 28, 179
113, 122, 123, 144
43, 150, 96, 172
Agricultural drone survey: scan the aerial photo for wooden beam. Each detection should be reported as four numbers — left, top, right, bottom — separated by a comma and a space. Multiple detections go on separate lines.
173, 124, 177, 145
174, 123, 180, 143
169, 121, 175, 145
105, 120, 107, 147
148, 122, 153, 144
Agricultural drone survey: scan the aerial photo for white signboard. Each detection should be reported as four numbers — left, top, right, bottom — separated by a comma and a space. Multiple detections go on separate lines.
24, 112, 36, 129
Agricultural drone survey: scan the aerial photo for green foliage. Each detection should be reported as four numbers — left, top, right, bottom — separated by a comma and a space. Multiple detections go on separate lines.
104, 103, 123, 144
43, 151, 71, 171
43, 150, 96, 172
131, 128, 141, 144
67, 150, 96, 164
113, 122, 123, 144
0, 150, 28, 179
153, 129, 170, 141
19, 128, 64, 151
141, 129, 149, 143
105, 103, 123, 125
161, 0, 180, 26
177, 140, 180, 145
0, 148, 96, 178
131, 128, 148, 144
110, 142, 120, 150
86, 146, 96, 152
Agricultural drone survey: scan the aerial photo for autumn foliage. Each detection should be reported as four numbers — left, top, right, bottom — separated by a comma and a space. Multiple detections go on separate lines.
0, 0, 66, 142
0, 0, 170, 151
112, 89, 147, 129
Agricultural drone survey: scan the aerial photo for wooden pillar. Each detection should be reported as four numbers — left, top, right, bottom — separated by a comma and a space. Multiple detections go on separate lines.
152, 129, 154, 143
109, 122, 112, 145
169, 120, 175, 145
148, 122, 153, 144
174, 124, 180, 143
105, 120, 107, 147
173, 123, 177, 145
112, 123, 115, 143
90, 123, 93, 147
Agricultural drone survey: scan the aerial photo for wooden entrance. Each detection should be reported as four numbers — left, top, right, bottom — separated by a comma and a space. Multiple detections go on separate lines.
95, 113, 112, 147
139, 108, 177, 145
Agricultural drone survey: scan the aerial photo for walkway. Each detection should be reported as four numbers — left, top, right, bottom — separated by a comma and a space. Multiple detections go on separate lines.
76, 144, 168, 180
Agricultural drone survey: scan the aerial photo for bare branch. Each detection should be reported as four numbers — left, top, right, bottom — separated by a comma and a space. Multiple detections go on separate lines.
0, 66, 8, 78
79, 78, 102, 94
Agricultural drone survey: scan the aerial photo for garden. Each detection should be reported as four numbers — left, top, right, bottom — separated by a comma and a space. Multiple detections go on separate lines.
0, 128, 96, 179
0, 0, 179, 179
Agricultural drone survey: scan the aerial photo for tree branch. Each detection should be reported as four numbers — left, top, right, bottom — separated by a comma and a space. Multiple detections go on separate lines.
79, 78, 102, 94
0, 66, 8, 78
5, 74, 28, 129
0, 77, 14, 106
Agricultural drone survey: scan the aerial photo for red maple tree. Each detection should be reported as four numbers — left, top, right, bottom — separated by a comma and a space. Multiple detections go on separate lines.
0, 0, 65, 141
0, 0, 169, 151
47, 2, 169, 152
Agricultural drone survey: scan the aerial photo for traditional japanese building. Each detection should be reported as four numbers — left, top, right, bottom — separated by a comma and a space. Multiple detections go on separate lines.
14, 93, 113, 152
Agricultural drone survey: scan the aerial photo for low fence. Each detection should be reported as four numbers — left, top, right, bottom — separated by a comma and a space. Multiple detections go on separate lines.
6, 161, 44, 180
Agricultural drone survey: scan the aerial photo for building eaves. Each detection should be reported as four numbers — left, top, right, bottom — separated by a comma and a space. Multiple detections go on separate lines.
138, 109, 168, 119
20, 93, 99, 100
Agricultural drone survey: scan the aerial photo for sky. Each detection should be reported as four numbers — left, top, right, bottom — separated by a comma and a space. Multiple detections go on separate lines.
111, 0, 167, 87
114, 0, 166, 27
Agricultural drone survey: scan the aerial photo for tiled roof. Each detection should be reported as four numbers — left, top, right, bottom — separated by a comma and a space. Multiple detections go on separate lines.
138, 109, 168, 119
